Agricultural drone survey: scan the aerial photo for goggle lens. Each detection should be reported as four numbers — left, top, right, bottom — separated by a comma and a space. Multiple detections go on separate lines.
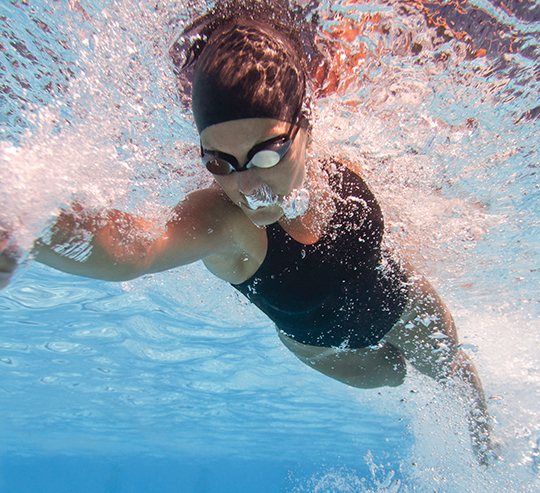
249, 149, 284, 169
204, 157, 233, 176
201, 135, 294, 176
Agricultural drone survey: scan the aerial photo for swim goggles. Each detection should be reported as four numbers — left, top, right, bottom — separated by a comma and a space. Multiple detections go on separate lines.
201, 124, 301, 176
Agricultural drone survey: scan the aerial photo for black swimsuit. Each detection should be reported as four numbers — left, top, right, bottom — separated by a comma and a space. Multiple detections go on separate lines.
232, 161, 409, 349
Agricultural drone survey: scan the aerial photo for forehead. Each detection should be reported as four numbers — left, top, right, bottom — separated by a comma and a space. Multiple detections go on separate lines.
200, 118, 290, 152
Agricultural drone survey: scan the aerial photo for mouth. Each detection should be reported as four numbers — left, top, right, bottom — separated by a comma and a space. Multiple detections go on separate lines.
240, 184, 310, 219
242, 202, 270, 211
241, 184, 279, 211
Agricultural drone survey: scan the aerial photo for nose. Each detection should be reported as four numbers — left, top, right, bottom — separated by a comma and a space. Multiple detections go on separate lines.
237, 169, 264, 196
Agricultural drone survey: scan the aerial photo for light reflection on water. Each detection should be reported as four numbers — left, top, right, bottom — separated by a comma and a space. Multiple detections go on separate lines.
1, 0, 540, 491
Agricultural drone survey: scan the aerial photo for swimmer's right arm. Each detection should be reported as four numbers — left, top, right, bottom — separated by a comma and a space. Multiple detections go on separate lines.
35, 187, 244, 281
0, 237, 17, 290
1, 187, 247, 286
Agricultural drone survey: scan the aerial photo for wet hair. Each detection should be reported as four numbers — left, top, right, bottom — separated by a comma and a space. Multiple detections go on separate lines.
170, 1, 319, 132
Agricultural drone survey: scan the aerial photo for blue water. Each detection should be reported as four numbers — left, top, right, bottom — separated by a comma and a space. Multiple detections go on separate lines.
1, 0, 540, 491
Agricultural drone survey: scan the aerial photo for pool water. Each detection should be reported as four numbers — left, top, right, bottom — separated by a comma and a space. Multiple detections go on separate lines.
1, 0, 539, 491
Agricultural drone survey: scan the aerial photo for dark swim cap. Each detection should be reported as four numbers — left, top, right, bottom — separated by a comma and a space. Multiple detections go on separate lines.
192, 20, 306, 133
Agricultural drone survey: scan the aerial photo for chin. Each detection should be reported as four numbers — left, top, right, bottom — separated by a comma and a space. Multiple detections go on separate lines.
242, 204, 283, 226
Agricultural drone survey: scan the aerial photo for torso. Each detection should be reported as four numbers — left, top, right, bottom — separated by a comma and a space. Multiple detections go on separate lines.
229, 161, 410, 349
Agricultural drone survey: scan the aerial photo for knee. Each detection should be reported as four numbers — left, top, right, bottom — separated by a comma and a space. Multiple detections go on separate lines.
340, 356, 406, 389
356, 346, 406, 389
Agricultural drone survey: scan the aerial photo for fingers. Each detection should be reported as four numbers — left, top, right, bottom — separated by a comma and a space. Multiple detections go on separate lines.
0, 232, 19, 290
0, 271, 12, 290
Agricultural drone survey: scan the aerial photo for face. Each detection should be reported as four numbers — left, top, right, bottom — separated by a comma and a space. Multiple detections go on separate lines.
200, 118, 309, 226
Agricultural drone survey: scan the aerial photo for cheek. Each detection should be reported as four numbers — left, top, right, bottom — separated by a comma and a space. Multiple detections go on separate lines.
293, 146, 307, 182
214, 176, 240, 200
289, 134, 309, 179
276, 148, 307, 192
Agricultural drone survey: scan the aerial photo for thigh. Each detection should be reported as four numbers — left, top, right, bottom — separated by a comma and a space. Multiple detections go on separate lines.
278, 331, 406, 389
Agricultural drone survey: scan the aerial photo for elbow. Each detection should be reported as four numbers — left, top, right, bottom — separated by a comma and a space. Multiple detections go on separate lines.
84, 258, 153, 282
94, 271, 141, 282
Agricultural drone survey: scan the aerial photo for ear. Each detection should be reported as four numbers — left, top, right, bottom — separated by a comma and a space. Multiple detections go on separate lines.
307, 130, 313, 147
299, 126, 312, 148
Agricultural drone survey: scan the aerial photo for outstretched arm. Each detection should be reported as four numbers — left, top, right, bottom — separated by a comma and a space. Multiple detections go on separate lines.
1, 186, 241, 286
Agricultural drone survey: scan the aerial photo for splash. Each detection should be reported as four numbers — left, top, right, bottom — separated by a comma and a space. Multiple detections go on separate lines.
286, 454, 403, 493
281, 187, 311, 219
243, 183, 311, 219
0, 0, 208, 252
242, 182, 279, 210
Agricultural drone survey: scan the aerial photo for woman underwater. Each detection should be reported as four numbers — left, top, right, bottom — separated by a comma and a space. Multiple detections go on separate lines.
0, 0, 494, 464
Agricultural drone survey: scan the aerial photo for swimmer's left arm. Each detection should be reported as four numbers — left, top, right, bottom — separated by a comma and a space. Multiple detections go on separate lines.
383, 284, 495, 465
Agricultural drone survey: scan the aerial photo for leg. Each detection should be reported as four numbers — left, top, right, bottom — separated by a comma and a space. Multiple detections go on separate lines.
278, 331, 407, 389
382, 272, 494, 465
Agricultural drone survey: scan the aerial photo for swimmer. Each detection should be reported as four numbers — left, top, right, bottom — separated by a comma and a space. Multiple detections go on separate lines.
0, 0, 494, 465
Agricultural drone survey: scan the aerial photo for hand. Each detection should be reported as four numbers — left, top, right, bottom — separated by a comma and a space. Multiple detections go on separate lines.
0, 234, 18, 290
470, 410, 500, 466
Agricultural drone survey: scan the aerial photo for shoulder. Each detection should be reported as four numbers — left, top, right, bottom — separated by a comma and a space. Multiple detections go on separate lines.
167, 185, 262, 248
317, 158, 376, 204
315, 157, 384, 235
169, 185, 267, 283
170, 184, 243, 232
